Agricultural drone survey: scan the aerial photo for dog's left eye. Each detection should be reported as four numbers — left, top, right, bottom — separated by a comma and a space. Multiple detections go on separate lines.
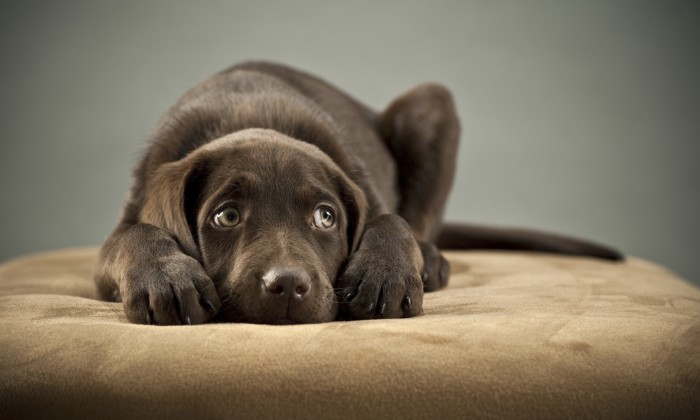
213, 207, 240, 228
313, 205, 336, 229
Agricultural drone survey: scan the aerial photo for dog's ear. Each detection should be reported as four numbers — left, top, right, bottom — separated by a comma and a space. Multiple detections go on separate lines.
335, 172, 368, 254
140, 157, 208, 260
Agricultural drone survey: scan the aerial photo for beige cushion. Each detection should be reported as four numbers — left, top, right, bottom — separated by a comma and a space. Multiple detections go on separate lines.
1, 248, 699, 419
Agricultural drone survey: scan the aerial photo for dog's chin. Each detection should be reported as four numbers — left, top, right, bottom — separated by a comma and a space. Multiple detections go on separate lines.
271, 318, 295, 325
216, 301, 339, 325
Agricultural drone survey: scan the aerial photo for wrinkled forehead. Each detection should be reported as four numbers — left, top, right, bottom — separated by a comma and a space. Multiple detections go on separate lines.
196, 129, 341, 205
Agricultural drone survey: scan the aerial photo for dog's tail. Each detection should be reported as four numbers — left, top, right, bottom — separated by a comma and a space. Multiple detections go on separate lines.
435, 222, 624, 261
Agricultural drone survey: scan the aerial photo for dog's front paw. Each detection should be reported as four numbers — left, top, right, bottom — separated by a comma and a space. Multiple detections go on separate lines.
337, 215, 424, 320
120, 253, 221, 325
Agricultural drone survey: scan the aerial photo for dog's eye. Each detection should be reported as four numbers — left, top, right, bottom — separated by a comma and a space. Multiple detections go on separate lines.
313, 205, 336, 229
214, 208, 240, 228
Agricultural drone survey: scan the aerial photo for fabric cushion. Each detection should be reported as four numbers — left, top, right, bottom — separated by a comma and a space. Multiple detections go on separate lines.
1, 248, 699, 419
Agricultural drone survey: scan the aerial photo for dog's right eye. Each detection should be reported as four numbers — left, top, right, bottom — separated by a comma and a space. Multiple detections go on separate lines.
313, 205, 336, 229
213, 208, 240, 228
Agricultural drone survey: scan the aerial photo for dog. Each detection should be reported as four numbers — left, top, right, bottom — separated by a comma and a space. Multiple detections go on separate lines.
94, 62, 622, 325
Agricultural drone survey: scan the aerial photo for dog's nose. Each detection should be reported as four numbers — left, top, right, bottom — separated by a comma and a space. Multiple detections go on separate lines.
262, 267, 311, 301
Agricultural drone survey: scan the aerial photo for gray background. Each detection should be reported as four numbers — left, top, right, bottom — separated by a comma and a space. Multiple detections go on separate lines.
1, 1, 698, 285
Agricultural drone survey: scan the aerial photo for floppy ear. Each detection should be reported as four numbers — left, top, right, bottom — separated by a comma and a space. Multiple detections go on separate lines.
139, 157, 208, 261
335, 172, 368, 254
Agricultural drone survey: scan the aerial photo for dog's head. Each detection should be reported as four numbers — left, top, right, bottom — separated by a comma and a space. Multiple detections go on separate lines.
140, 129, 367, 324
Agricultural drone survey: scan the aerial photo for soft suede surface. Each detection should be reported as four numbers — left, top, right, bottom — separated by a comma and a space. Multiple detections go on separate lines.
1, 248, 699, 419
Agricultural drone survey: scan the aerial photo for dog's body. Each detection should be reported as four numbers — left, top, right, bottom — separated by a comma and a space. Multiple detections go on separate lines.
95, 62, 621, 325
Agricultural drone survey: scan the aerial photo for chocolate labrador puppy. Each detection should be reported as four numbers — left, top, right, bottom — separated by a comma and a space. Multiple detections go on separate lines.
94, 62, 622, 325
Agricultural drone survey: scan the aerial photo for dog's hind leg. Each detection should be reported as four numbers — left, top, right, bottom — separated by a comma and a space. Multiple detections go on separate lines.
379, 83, 460, 242
379, 84, 460, 291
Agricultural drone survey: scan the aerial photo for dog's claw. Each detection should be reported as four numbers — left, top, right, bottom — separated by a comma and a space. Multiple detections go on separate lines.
203, 300, 217, 314
402, 295, 412, 312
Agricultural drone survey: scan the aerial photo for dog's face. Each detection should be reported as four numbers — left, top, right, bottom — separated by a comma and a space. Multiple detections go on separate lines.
141, 129, 367, 324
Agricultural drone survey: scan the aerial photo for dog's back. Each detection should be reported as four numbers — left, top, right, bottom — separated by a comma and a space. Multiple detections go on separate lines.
139, 62, 399, 217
